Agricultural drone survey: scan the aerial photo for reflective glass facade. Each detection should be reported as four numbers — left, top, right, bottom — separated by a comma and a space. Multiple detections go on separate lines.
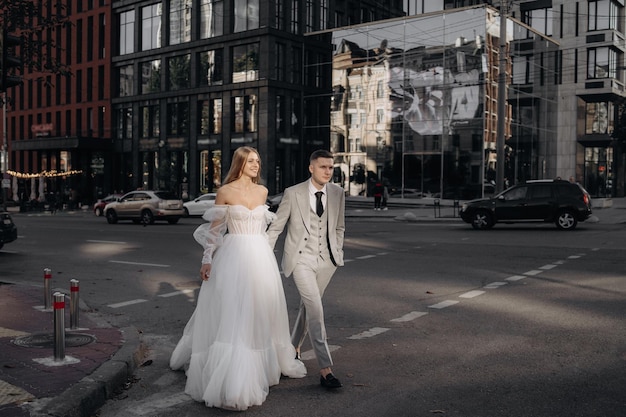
323, 8, 559, 199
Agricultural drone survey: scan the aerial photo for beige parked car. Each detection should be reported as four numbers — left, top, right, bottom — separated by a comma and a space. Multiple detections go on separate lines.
104, 190, 184, 224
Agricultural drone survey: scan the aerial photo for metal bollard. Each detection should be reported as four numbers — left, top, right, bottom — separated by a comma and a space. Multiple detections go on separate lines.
70, 279, 80, 330
43, 268, 52, 309
53, 292, 66, 361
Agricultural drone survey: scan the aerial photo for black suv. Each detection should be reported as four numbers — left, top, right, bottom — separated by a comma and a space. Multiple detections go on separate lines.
459, 179, 592, 230
0, 211, 18, 249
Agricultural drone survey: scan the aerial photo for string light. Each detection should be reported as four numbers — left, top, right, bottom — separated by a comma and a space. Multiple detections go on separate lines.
7, 170, 84, 179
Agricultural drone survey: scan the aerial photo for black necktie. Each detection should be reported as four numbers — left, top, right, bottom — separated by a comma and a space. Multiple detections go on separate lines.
315, 191, 324, 217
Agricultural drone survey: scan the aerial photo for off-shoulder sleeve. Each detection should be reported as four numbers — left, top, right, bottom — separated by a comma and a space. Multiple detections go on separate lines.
264, 207, 276, 225
192, 205, 228, 264
263, 206, 276, 242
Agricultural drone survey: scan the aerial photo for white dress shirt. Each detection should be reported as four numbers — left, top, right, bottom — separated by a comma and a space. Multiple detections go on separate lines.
308, 181, 327, 214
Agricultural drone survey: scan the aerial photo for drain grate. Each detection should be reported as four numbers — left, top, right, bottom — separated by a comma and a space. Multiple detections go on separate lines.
12, 332, 96, 348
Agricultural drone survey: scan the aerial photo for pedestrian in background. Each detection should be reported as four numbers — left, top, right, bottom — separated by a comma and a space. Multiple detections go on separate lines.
382, 182, 389, 210
373, 181, 383, 210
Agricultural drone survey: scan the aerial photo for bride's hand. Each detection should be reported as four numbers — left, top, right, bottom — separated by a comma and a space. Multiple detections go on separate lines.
200, 264, 211, 280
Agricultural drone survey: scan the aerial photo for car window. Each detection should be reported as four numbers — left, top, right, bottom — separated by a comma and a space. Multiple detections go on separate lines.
155, 191, 178, 200
502, 186, 527, 201
530, 185, 553, 199
121, 193, 136, 202
555, 184, 578, 197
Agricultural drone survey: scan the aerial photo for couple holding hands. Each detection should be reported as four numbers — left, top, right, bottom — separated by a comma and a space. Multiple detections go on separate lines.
170, 147, 345, 411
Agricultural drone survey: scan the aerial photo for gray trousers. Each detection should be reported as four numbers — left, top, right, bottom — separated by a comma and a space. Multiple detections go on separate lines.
291, 258, 337, 369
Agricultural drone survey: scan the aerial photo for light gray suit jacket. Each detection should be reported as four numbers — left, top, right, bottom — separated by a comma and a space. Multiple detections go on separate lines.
267, 180, 345, 278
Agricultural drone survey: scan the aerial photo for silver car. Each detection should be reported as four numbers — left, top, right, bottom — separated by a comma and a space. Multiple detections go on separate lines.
104, 190, 184, 224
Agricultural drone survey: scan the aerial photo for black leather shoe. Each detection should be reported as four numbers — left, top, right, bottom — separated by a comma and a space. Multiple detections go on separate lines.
320, 373, 342, 389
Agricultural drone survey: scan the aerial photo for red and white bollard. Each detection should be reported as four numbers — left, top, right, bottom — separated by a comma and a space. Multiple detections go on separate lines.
70, 279, 80, 330
53, 292, 66, 361
43, 268, 52, 310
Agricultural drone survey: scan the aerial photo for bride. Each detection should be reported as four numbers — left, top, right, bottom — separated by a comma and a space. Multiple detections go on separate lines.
170, 146, 306, 411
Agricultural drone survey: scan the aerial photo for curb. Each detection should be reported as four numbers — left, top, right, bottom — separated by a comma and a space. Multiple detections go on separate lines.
24, 326, 145, 417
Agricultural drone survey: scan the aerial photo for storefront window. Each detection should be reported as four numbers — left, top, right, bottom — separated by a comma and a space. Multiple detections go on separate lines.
140, 104, 160, 138
584, 147, 613, 197
200, 150, 222, 193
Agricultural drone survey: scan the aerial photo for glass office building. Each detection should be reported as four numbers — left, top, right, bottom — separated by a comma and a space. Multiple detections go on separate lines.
325, 6, 559, 199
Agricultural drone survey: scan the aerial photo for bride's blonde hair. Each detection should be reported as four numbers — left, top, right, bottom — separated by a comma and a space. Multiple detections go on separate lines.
224, 146, 261, 185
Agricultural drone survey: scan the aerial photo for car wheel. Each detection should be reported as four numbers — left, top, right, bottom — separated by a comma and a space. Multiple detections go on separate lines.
141, 210, 154, 225
168, 218, 180, 224
95, 207, 103, 217
106, 210, 118, 224
471, 210, 493, 230
183, 207, 190, 217
555, 210, 577, 230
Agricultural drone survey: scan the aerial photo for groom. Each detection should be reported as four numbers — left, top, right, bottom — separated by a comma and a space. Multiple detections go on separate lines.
267, 149, 345, 389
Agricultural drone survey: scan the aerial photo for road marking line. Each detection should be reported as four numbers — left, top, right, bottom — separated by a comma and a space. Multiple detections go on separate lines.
390, 311, 428, 322
86, 239, 127, 244
376, 252, 389, 256
356, 255, 376, 260
109, 260, 170, 267
158, 289, 195, 298
459, 290, 485, 298
523, 270, 543, 276
428, 300, 459, 309
484, 282, 508, 289
107, 299, 148, 308
568, 255, 581, 259
506, 275, 526, 281
554, 260, 565, 265
344, 259, 354, 263
348, 327, 390, 340
539, 264, 557, 270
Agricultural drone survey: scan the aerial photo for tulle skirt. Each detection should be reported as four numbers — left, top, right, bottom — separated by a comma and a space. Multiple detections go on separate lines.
170, 233, 306, 411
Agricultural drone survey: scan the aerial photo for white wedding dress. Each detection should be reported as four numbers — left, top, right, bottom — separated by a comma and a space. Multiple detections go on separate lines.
170, 205, 306, 411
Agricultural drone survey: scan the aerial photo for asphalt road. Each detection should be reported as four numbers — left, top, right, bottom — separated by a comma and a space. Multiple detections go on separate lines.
1, 213, 625, 417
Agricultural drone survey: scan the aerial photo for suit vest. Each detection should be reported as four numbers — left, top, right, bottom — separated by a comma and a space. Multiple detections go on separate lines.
300, 205, 332, 266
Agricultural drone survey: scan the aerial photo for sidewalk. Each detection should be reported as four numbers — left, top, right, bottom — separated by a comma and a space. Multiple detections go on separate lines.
1, 197, 624, 417
0, 284, 143, 417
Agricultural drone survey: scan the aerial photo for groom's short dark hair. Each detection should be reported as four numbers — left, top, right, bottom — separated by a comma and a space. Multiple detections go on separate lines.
310, 150, 333, 162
